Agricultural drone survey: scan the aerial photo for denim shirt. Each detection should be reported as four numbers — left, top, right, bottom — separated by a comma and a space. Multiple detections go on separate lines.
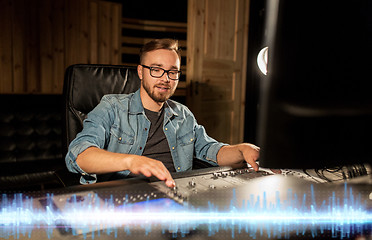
65, 89, 226, 184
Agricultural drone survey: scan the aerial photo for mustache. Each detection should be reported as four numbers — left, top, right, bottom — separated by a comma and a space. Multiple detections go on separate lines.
155, 84, 171, 89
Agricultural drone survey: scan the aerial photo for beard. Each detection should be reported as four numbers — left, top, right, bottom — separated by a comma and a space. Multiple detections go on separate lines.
142, 80, 176, 103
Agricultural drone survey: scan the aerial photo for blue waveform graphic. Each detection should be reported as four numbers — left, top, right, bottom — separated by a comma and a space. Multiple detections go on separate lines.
0, 184, 371, 239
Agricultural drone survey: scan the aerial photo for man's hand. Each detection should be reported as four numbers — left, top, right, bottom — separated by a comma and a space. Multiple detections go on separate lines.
238, 143, 260, 171
127, 156, 176, 188
217, 143, 260, 171
76, 147, 175, 187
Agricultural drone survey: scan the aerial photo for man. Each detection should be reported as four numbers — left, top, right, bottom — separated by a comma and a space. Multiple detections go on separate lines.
65, 39, 260, 188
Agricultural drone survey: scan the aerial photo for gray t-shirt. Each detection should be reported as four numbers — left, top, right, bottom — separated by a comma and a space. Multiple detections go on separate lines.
143, 107, 175, 172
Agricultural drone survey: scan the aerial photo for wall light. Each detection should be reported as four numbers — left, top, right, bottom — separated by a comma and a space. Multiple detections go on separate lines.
257, 46, 268, 75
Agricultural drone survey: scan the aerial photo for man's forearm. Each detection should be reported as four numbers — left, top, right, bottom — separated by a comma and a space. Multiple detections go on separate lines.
76, 147, 136, 174
75, 147, 176, 187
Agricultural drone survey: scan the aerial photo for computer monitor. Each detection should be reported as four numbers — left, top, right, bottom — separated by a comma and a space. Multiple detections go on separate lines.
257, 0, 372, 169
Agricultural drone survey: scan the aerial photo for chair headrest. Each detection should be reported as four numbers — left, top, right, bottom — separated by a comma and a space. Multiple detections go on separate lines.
64, 64, 141, 115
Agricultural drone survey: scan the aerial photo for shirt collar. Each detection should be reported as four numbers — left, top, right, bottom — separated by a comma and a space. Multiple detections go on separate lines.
128, 89, 144, 114
164, 100, 178, 119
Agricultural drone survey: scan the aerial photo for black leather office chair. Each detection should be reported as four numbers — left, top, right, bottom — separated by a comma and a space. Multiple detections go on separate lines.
62, 64, 141, 152
61, 64, 141, 185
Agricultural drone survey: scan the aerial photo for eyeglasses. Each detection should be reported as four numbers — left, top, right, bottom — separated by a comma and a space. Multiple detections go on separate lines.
141, 65, 181, 80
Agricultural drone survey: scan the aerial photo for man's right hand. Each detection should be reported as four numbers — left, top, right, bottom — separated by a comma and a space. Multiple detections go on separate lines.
76, 147, 176, 188
127, 156, 176, 188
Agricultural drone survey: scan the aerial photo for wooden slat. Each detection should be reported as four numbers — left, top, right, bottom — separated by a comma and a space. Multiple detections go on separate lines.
0, 0, 14, 93
65, 0, 90, 67
79, 0, 90, 64
51, 0, 65, 93
39, 0, 53, 93
122, 46, 187, 57
121, 36, 147, 45
123, 18, 187, 28
89, 0, 98, 64
121, 46, 141, 55
12, 0, 27, 93
111, 3, 121, 64
26, 0, 41, 93
120, 62, 138, 67
122, 36, 187, 48
97, 1, 111, 64
64, 0, 79, 67
122, 23, 187, 33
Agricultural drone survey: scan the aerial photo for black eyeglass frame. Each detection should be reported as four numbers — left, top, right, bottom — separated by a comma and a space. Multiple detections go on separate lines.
141, 65, 182, 80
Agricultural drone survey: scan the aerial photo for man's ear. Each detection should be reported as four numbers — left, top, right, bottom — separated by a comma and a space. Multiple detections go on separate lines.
137, 65, 143, 80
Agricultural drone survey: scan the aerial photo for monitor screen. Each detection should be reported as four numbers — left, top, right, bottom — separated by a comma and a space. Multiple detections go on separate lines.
257, 0, 372, 169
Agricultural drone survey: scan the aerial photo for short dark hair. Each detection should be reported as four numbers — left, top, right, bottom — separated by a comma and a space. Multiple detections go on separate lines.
139, 38, 181, 64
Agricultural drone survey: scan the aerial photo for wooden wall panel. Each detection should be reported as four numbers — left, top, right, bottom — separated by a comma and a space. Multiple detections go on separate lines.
187, 0, 249, 144
204, 0, 237, 60
0, 0, 14, 93
0, 0, 122, 94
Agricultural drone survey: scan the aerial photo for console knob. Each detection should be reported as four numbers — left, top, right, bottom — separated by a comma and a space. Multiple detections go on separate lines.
189, 180, 196, 187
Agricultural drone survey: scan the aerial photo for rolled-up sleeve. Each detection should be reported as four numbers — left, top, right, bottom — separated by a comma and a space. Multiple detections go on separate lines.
204, 141, 226, 163
65, 141, 99, 184
193, 119, 228, 165
65, 97, 114, 184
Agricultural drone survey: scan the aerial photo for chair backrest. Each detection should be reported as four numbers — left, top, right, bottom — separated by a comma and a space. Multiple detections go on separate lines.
62, 64, 141, 156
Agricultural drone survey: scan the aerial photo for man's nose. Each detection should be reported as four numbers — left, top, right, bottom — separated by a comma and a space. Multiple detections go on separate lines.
160, 72, 170, 82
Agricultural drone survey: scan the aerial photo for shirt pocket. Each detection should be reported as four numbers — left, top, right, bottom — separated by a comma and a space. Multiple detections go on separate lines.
108, 125, 134, 153
177, 131, 195, 161
178, 131, 195, 146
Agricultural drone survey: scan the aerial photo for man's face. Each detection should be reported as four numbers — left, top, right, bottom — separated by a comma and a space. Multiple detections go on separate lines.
139, 49, 180, 103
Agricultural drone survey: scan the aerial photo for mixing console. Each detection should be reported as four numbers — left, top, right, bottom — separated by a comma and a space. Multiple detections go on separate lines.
46, 165, 371, 214
1, 165, 370, 240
